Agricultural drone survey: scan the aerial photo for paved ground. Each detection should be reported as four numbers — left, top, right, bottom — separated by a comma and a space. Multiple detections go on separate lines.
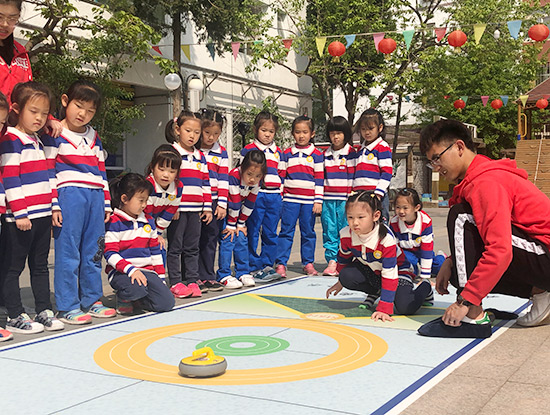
3, 208, 549, 414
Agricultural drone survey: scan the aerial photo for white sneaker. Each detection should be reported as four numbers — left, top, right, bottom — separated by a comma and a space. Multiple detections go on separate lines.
35, 309, 64, 331
222, 276, 243, 289
239, 274, 256, 287
517, 291, 550, 327
6, 313, 44, 334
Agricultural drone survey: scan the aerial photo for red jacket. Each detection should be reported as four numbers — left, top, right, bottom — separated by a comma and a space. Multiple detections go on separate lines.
0, 40, 33, 104
450, 155, 550, 305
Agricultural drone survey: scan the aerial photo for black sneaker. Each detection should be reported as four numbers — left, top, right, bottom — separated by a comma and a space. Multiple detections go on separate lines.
197, 280, 208, 293
203, 280, 224, 291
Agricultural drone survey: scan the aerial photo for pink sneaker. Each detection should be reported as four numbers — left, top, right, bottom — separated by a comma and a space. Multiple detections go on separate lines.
303, 263, 319, 276
187, 283, 203, 298
275, 264, 287, 278
323, 260, 339, 276
170, 282, 193, 298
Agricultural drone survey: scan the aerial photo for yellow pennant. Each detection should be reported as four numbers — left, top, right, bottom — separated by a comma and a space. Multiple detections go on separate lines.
473, 24, 486, 45
316, 37, 327, 57
519, 95, 529, 107
181, 45, 191, 61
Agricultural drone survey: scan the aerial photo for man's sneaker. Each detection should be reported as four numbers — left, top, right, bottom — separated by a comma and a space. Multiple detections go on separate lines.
303, 263, 319, 276
170, 282, 193, 298
418, 316, 492, 338
275, 264, 287, 278
222, 276, 243, 289
323, 260, 338, 276
253, 267, 281, 283
6, 313, 44, 334
187, 283, 202, 297
0, 327, 13, 342
203, 280, 224, 291
116, 298, 134, 315
88, 301, 116, 318
57, 309, 92, 325
240, 274, 256, 287
196, 280, 208, 293
517, 291, 550, 327
35, 310, 64, 331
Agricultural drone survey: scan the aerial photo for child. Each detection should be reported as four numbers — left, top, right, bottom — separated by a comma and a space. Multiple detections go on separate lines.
144, 144, 182, 262
390, 188, 445, 282
275, 116, 324, 277
217, 150, 267, 288
104, 173, 174, 315
42, 80, 115, 325
0, 81, 63, 334
165, 111, 212, 298
321, 116, 355, 276
326, 190, 432, 320
352, 109, 393, 223
241, 111, 283, 281
197, 109, 227, 292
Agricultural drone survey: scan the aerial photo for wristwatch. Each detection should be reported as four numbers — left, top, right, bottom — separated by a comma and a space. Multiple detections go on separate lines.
456, 295, 474, 307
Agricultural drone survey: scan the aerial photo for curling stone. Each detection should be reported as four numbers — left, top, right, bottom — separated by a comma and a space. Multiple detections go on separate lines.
178, 347, 227, 378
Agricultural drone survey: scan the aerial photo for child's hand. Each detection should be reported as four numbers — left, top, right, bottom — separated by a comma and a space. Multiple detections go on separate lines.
222, 228, 237, 242
131, 270, 148, 286
173, 211, 180, 221
104, 211, 111, 223
371, 311, 394, 322
237, 226, 247, 237
215, 206, 226, 220
157, 234, 166, 250
312, 202, 322, 215
15, 217, 32, 231
326, 281, 343, 298
52, 211, 63, 227
201, 210, 213, 225
45, 118, 63, 137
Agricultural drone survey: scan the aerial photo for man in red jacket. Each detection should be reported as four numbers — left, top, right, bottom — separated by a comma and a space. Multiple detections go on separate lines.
417, 119, 550, 338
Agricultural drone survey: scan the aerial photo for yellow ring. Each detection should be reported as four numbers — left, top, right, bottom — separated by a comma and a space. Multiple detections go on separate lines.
94, 318, 387, 385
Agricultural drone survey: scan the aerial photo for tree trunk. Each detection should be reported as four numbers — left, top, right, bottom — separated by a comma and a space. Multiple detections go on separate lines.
392, 93, 403, 160
172, 13, 182, 118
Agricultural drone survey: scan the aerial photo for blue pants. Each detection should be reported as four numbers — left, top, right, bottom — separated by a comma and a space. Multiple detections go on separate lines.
198, 200, 220, 281
110, 270, 174, 312
276, 201, 316, 267
404, 250, 446, 278
217, 220, 250, 280
247, 192, 282, 270
53, 187, 105, 312
321, 199, 347, 262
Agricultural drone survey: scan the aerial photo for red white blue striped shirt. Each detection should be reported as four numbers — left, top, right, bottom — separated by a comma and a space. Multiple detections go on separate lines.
279, 144, 324, 204
226, 167, 260, 230
352, 137, 393, 197
104, 208, 165, 282
201, 142, 229, 209
323, 143, 354, 201
241, 140, 282, 194
144, 174, 183, 231
172, 143, 212, 212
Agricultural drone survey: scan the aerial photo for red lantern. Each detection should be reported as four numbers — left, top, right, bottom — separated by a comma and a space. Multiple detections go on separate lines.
528, 24, 550, 42
536, 98, 548, 111
490, 99, 503, 111
328, 41, 346, 61
378, 38, 397, 54
448, 30, 467, 48
454, 99, 466, 111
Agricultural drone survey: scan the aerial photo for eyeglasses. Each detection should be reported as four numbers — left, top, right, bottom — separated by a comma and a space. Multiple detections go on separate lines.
426, 142, 455, 168
0, 14, 20, 26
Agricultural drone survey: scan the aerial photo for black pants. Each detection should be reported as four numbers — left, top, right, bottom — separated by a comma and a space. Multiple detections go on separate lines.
1, 216, 53, 319
448, 203, 550, 299
167, 211, 201, 286
339, 261, 431, 315
198, 200, 220, 281
110, 270, 175, 312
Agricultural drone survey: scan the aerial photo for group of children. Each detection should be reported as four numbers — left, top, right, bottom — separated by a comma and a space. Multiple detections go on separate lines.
0, 78, 447, 342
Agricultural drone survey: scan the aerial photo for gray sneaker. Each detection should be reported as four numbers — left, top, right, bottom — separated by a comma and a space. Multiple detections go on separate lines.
6, 313, 44, 334
35, 310, 64, 331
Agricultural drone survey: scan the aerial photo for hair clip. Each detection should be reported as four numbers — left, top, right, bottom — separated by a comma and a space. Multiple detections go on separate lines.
370, 193, 376, 198
173, 117, 177, 123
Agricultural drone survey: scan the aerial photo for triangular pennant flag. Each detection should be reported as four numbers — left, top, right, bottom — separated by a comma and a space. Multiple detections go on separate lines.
206, 43, 215, 61
388, 95, 393, 101
152, 45, 162, 55
404, 95, 410, 102
519, 95, 529, 106
434, 27, 447, 42
507, 20, 522, 40
231, 42, 240, 61
373, 32, 385, 52
344, 34, 356, 48
460, 96, 469, 104
480, 95, 489, 106
181, 44, 191, 61
254, 40, 263, 45
500, 95, 509, 106
474, 24, 487, 45
282, 39, 293, 50
402, 30, 414, 50
316, 37, 327, 57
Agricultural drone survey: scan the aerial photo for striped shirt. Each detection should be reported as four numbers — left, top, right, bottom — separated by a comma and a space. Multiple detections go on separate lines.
42, 126, 111, 212
104, 208, 165, 282
0, 127, 55, 221
390, 210, 435, 279
0, 178, 6, 214
337, 224, 414, 315
144, 174, 183, 231
226, 167, 260, 230
352, 137, 393, 197
279, 144, 324, 204
323, 143, 354, 200
172, 143, 212, 212
241, 140, 282, 193
201, 142, 229, 209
